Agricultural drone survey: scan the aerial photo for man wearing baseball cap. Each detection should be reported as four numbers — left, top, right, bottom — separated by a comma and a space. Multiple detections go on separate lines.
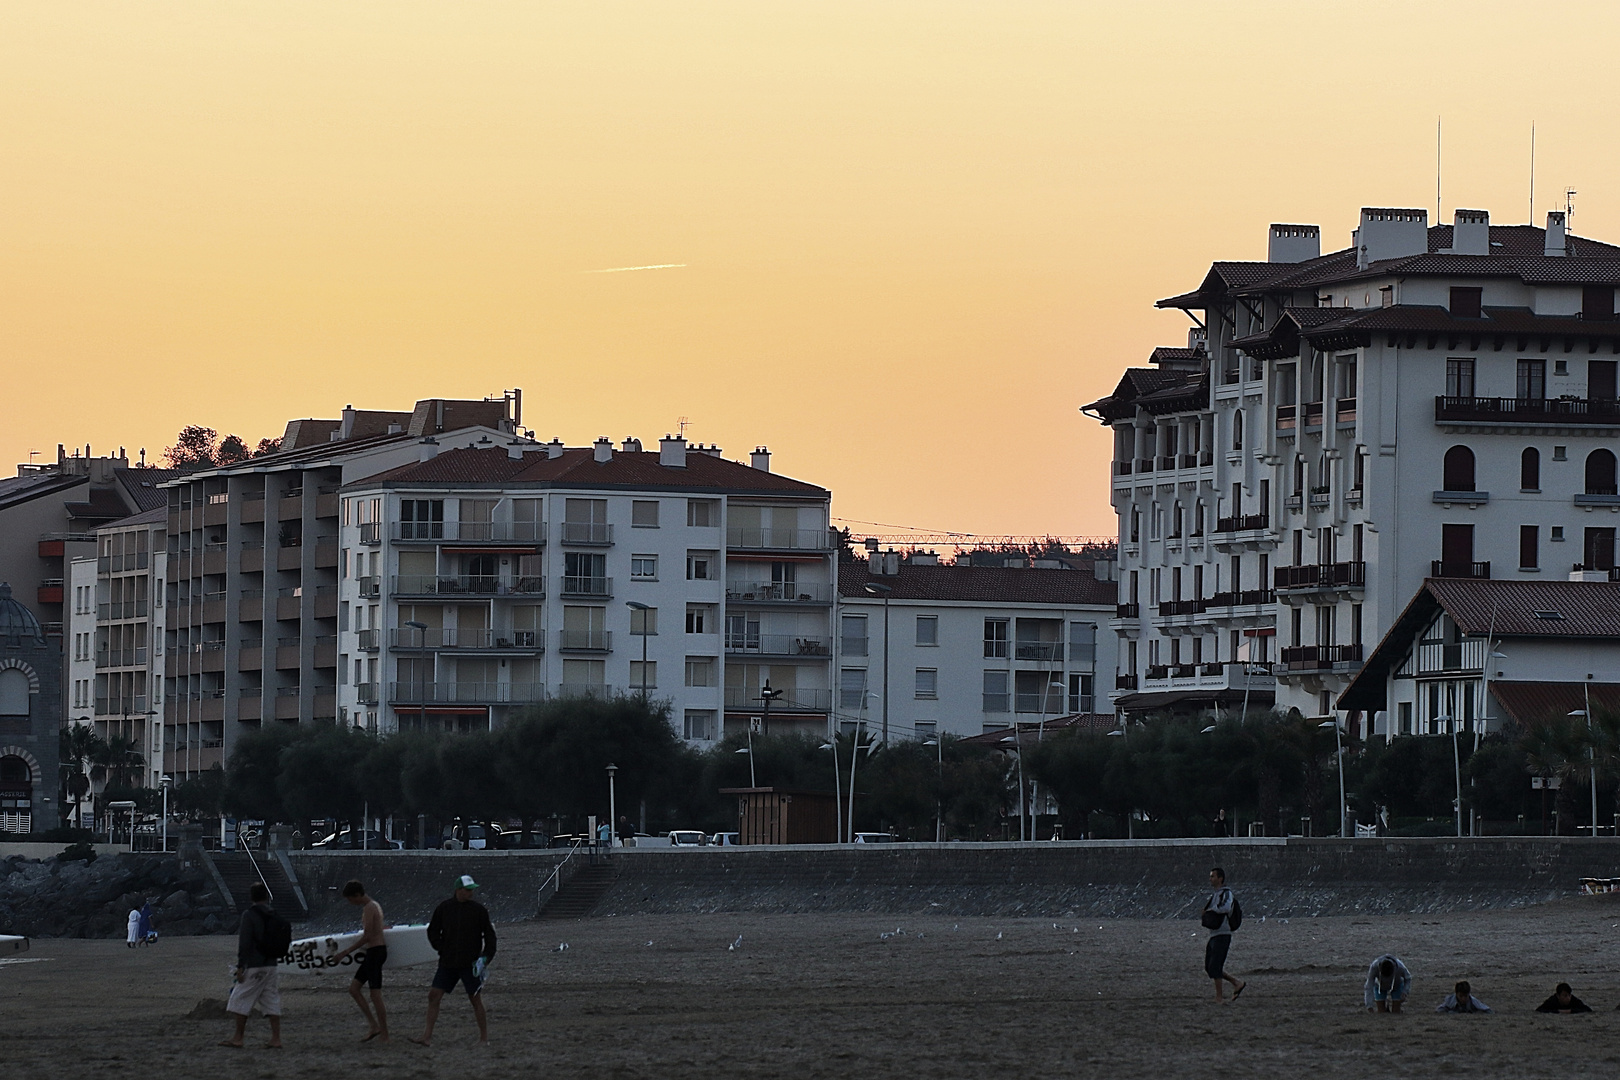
411, 874, 497, 1047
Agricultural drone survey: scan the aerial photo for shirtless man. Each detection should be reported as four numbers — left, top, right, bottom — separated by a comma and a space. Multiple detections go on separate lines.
332, 880, 389, 1042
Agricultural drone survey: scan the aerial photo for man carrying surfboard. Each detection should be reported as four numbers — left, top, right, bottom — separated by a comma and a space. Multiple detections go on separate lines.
332, 880, 389, 1043
411, 874, 497, 1047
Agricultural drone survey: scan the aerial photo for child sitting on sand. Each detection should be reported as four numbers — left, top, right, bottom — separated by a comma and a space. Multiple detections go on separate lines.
1435, 980, 1490, 1013
1363, 955, 1411, 1013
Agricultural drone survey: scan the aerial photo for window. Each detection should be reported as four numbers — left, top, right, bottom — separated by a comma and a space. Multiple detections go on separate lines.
628, 606, 657, 635
1586, 448, 1618, 495
631, 555, 658, 580
1441, 445, 1476, 492
1520, 525, 1540, 570
1517, 359, 1547, 400
687, 499, 719, 527
914, 720, 937, 741
629, 660, 657, 690
1129, 508, 1140, 543
1440, 523, 1476, 575
1554, 445, 1568, 461
631, 500, 660, 527
1067, 673, 1094, 714
1585, 528, 1616, 571
685, 606, 710, 635
840, 614, 868, 657
1232, 409, 1243, 451
683, 710, 718, 741
982, 670, 1009, 713
400, 499, 444, 540
1521, 447, 1541, 491
1583, 285, 1615, 320
1449, 287, 1483, 318
983, 618, 1008, 659
915, 615, 938, 646
1591, 360, 1618, 400
724, 614, 759, 650
1069, 622, 1097, 663
839, 667, 868, 709
686, 552, 714, 580
1445, 358, 1475, 398
1552, 526, 1565, 542
684, 658, 716, 687
915, 669, 938, 699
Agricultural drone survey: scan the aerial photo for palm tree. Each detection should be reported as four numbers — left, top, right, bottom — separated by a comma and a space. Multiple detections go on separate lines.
1521, 712, 1591, 834
59, 724, 105, 829
90, 734, 145, 793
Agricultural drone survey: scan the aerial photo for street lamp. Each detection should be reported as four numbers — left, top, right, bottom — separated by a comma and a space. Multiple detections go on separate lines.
159, 774, 173, 852
1434, 714, 1463, 838
757, 681, 783, 737
862, 582, 892, 745
735, 745, 755, 787
605, 763, 618, 848
1571, 678, 1598, 836
922, 736, 944, 843
999, 733, 1029, 842
625, 602, 651, 703
819, 740, 843, 843
1318, 720, 1348, 838
404, 620, 429, 732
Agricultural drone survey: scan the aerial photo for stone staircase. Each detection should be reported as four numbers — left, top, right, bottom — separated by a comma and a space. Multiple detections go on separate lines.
539, 860, 619, 919
205, 851, 309, 923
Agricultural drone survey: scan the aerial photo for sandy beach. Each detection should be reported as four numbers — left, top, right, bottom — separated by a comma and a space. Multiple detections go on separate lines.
5, 898, 1620, 1078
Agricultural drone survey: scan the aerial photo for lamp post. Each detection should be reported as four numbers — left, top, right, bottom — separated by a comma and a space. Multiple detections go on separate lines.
819, 739, 843, 843
757, 681, 783, 737
923, 735, 944, 842
1434, 714, 1463, 838
605, 763, 618, 848
625, 602, 651, 703
404, 620, 429, 732
999, 732, 1028, 842
1318, 720, 1348, 838
1106, 726, 1131, 838
846, 724, 875, 843
1571, 676, 1597, 835
862, 582, 892, 745
159, 774, 173, 853
735, 745, 755, 788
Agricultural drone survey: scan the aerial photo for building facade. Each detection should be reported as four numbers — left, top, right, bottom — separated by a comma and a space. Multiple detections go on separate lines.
1089, 207, 1620, 726
834, 551, 1117, 742
334, 435, 834, 741
0, 583, 62, 834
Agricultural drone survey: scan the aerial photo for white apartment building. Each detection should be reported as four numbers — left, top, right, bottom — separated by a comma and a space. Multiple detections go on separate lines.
834, 551, 1117, 742
335, 435, 835, 741
1088, 207, 1620, 727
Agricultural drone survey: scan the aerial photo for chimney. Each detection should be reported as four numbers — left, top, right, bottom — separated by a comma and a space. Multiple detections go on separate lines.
546, 438, 565, 460
387, 423, 402, 435
659, 435, 687, 468
1545, 211, 1567, 256
621, 437, 642, 453
693, 443, 722, 458
907, 550, 938, 567
1267, 224, 1320, 263
1355, 208, 1428, 269
871, 549, 900, 576
750, 446, 771, 472
418, 436, 439, 462
506, 440, 526, 460
340, 405, 357, 440
593, 437, 613, 463
1451, 209, 1490, 255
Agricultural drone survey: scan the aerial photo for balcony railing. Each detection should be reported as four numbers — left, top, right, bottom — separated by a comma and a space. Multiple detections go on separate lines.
1145, 665, 1169, 681
1572, 563, 1620, 581
356, 682, 378, 704
95, 647, 149, 668
1303, 401, 1325, 427
1207, 588, 1275, 608
559, 575, 613, 598
392, 521, 545, 543
97, 600, 150, 620
725, 527, 832, 552
1014, 692, 1069, 714
1280, 643, 1363, 671
722, 686, 832, 711
1417, 639, 1487, 674
1156, 455, 1177, 471
557, 629, 612, 652
391, 575, 545, 597
386, 627, 541, 650
1275, 404, 1296, 430
724, 581, 833, 604
388, 681, 548, 704
560, 521, 613, 546
357, 628, 380, 651
358, 576, 381, 598
358, 522, 382, 545
1336, 397, 1357, 424
1156, 599, 1207, 617
1431, 560, 1491, 579
724, 634, 831, 656
1435, 395, 1620, 425
1114, 460, 1133, 475
1114, 673, 1138, 690
1215, 513, 1270, 534
1274, 561, 1366, 591
1114, 603, 1140, 619
1014, 641, 1064, 661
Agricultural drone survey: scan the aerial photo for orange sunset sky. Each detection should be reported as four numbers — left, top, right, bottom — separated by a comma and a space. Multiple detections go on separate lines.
6, 2, 1620, 538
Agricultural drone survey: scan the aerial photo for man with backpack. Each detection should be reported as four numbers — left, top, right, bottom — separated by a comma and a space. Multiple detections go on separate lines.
221, 883, 291, 1049
1201, 867, 1246, 1004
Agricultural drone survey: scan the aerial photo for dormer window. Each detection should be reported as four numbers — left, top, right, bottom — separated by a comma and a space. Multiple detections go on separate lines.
1449, 287, 1483, 318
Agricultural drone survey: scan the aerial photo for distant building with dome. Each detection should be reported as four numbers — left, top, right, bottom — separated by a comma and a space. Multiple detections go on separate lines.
0, 582, 61, 834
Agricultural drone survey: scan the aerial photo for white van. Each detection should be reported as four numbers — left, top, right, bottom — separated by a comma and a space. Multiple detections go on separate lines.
668, 830, 708, 847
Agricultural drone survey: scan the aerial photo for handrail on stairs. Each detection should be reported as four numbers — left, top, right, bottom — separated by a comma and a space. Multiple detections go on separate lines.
538, 837, 589, 906
241, 842, 274, 902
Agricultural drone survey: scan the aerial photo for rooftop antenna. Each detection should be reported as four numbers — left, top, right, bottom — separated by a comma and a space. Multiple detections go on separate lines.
1529, 121, 1536, 224
1565, 187, 1577, 234
676, 416, 690, 438
27, 449, 38, 461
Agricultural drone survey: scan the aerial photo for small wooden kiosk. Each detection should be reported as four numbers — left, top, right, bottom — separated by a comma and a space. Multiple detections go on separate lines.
721, 787, 837, 845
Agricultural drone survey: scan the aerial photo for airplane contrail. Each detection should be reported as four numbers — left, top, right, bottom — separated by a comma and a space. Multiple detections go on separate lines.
583, 263, 688, 274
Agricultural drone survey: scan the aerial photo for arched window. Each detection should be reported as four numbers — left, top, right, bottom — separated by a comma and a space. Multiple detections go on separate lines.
1586, 448, 1618, 496
1170, 502, 1184, 539
1232, 410, 1244, 451
0, 756, 30, 784
0, 669, 30, 716
1442, 445, 1476, 492
1193, 500, 1205, 537
1521, 447, 1541, 491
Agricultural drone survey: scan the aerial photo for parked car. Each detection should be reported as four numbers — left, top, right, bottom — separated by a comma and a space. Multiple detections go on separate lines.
853, 832, 896, 844
312, 829, 403, 850
495, 830, 551, 849
444, 823, 500, 850
668, 830, 708, 847
709, 832, 741, 847
549, 833, 587, 849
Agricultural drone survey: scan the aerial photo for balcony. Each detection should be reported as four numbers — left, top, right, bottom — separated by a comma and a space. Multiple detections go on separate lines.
558, 629, 612, 652
1284, 494, 1303, 511
1431, 560, 1491, 579
1207, 588, 1275, 609
725, 527, 832, 552
1303, 401, 1325, 428
1114, 460, 1133, 476
358, 576, 381, 598
1417, 638, 1487, 675
1014, 692, 1069, 714
1156, 455, 1177, 471
1572, 563, 1620, 582
1145, 665, 1169, 681
560, 522, 613, 546
1275, 404, 1296, 431
1156, 599, 1207, 618
356, 628, 380, 651
724, 582, 833, 605
391, 574, 545, 598
1573, 491, 1620, 507
1274, 561, 1365, 594
722, 686, 832, 712
1433, 489, 1489, 506
724, 634, 831, 658
1114, 674, 1138, 690
559, 575, 613, 598
1114, 603, 1140, 619
357, 682, 378, 704
1279, 643, 1363, 673
37, 581, 63, 605
387, 626, 546, 650
358, 522, 382, 546
388, 681, 548, 704
1216, 513, 1269, 535
392, 521, 545, 544
1336, 397, 1357, 425
1434, 395, 1620, 427
97, 600, 150, 620
1014, 641, 1064, 662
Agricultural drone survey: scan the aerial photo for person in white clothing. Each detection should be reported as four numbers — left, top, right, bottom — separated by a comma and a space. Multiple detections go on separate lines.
126, 907, 141, 948
1364, 955, 1412, 1013
1201, 868, 1245, 1003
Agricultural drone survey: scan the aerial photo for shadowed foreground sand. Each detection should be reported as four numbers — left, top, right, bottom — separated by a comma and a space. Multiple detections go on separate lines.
4, 898, 1620, 1078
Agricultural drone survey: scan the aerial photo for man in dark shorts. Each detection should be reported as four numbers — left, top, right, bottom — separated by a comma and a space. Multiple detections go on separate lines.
332, 880, 389, 1042
1201, 867, 1245, 1003
411, 873, 497, 1047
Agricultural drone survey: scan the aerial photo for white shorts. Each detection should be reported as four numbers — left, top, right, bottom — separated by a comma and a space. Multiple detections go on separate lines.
227, 966, 282, 1017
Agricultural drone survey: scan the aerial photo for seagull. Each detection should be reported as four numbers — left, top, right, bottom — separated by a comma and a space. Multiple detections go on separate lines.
556, 943, 569, 952
728, 934, 744, 951
996, 931, 1003, 940
645, 941, 654, 947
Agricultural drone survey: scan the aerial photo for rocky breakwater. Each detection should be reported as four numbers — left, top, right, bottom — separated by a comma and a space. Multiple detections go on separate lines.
0, 852, 230, 939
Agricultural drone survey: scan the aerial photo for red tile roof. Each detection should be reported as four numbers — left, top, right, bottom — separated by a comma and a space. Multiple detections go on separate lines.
955, 714, 1119, 749
346, 445, 829, 497
838, 559, 1115, 607
1490, 681, 1620, 728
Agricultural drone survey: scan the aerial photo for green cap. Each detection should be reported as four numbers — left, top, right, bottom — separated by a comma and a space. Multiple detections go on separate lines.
454, 874, 480, 891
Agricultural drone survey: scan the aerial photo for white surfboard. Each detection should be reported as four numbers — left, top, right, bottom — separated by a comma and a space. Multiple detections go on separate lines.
0, 935, 27, 955
280, 924, 437, 976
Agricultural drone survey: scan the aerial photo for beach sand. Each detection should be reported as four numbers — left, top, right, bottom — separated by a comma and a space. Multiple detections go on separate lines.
5, 896, 1620, 1078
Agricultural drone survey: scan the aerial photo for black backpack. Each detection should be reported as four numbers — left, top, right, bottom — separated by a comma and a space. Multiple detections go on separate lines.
1228, 899, 1243, 931
260, 908, 294, 961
